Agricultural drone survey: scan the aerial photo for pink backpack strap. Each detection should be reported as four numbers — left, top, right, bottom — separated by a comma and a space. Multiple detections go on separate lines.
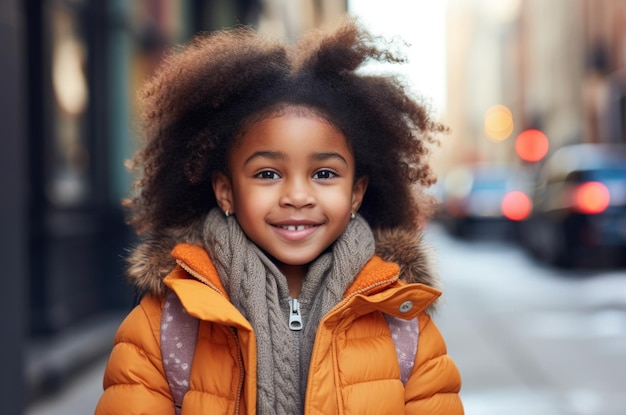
384, 314, 419, 386
161, 289, 199, 415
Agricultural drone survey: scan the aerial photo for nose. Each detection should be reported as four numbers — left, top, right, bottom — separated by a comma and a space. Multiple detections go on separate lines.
279, 177, 316, 209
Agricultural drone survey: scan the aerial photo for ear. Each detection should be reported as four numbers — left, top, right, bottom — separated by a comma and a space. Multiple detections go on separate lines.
351, 176, 368, 213
211, 171, 234, 214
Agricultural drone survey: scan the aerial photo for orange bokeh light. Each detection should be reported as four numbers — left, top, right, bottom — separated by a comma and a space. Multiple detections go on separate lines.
484, 105, 514, 141
574, 182, 610, 214
515, 129, 549, 162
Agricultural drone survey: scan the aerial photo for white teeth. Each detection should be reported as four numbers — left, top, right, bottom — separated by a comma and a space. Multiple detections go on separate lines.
281, 225, 309, 231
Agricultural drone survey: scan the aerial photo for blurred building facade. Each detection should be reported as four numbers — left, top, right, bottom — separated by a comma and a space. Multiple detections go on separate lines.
443, 0, 626, 171
1, 0, 346, 412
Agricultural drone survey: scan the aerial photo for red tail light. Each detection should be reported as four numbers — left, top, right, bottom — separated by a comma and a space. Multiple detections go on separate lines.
501, 191, 532, 221
573, 182, 610, 214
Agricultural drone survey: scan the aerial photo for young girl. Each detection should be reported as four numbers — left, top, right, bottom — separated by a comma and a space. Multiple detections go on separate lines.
95, 17, 463, 415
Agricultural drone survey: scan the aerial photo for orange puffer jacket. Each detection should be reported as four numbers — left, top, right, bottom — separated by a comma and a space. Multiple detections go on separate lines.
95, 228, 463, 415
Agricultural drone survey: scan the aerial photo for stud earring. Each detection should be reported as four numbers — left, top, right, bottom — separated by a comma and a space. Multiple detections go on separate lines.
224, 210, 230, 217
350, 212, 356, 220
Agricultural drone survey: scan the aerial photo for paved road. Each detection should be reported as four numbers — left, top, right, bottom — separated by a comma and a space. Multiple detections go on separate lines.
26, 223, 626, 415
430, 223, 626, 415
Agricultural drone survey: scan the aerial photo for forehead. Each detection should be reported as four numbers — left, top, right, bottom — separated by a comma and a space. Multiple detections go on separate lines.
237, 104, 337, 136
229, 108, 354, 162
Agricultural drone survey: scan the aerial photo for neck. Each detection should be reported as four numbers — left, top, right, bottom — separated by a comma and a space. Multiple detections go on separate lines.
276, 263, 307, 297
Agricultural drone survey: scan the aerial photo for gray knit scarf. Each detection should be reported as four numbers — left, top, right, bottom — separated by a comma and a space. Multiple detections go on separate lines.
202, 208, 375, 415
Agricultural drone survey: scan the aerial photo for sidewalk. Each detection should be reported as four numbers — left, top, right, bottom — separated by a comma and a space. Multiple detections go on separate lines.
25, 312, 124, 415
26, 357, 108, 415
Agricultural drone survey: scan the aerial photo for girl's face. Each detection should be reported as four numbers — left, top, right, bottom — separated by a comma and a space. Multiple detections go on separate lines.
212, 107, 368, 279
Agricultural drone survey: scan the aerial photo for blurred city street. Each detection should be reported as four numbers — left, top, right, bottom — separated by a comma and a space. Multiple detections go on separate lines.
4, 0, 626, 413
25, 223, 626, 415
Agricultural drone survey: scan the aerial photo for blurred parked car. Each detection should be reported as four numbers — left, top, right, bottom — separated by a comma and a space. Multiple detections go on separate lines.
520, 143, 626, 268
437, 163, 532, 238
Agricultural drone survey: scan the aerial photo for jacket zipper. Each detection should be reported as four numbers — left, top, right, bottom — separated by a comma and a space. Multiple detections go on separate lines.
289, 298, 303, 331
288, 297, 304, 412
231, 327, 244, 415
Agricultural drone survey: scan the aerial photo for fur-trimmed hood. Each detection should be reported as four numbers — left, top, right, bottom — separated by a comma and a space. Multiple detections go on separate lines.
126, 220, 439, 299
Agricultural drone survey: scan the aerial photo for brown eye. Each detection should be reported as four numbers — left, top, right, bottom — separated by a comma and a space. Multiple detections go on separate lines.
313, 170, 337, 180
256, 170, 280, 180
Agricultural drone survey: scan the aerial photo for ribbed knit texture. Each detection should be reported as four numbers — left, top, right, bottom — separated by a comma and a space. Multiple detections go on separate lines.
202, 208, 375, 415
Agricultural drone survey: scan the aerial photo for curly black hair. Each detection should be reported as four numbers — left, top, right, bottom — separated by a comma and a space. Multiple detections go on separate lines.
125, 17, 446, 235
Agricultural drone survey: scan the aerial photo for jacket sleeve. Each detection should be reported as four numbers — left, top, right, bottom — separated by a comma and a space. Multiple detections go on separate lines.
404, 310, 464, 414
94, 295, 175, 415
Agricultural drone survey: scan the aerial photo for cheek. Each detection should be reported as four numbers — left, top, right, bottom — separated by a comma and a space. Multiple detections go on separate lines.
233, 186, 274, 211
321, 189, 354, 211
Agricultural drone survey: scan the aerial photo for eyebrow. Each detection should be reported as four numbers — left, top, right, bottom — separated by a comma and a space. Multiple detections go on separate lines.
312, 152, 349, 166
243, 151, 348, 166
243, 151, 283, 166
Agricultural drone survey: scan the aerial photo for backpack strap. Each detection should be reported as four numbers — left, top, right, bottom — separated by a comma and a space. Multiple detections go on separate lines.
161, 289, 199, 415
384, 314, 419, 386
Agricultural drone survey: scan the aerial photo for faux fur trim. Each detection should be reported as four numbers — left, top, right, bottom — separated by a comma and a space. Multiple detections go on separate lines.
126, 222, 439, 298
373, 227, 439, 290
126, 219, 204, 298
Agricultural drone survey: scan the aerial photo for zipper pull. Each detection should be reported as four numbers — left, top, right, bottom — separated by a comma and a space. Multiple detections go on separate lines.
289, 298, 303, 331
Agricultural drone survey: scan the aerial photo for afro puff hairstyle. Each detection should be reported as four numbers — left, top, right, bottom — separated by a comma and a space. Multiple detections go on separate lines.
125, 17, 447, 235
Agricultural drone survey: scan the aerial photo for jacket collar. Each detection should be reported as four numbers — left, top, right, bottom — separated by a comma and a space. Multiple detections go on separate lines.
165, 243, 441, 322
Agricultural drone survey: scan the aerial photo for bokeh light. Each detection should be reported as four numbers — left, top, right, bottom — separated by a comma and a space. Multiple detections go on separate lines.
574, 182, 610, 214
501, 190, 532, 221
515, 129, 549, 162
484, 104, 514, 141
